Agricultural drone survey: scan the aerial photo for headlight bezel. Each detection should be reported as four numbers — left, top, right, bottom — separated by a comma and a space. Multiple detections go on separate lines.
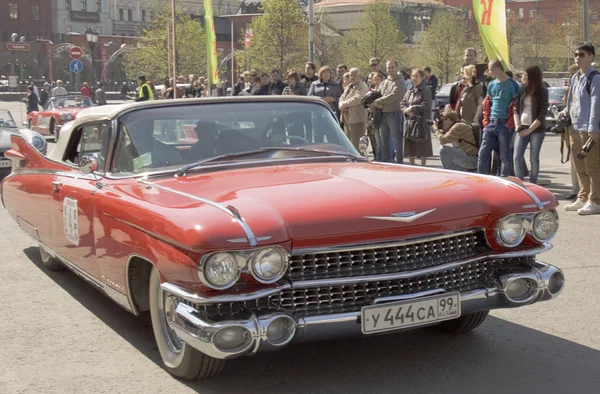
494, 210, 558, 248
250, 247, 288, 284
30, 135, 47, 151
198, 246, 289, 290
60, 113, 73, 121
531, 210, 559, 242
495, 214, 526, 247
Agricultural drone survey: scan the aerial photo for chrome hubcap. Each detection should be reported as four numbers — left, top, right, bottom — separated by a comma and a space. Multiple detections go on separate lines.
161, 293, 184, 353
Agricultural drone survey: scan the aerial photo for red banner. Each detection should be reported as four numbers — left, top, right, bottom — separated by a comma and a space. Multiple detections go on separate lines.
45, 41, 53, 81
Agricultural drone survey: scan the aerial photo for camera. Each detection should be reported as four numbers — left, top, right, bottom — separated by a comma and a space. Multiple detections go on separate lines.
550, 106, 571, 134
577, 138, 596, 160
433, 109, 444, 131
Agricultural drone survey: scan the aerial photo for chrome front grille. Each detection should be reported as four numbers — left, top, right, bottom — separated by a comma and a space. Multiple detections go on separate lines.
289, 230, 488, 281
196, 256, 533, 319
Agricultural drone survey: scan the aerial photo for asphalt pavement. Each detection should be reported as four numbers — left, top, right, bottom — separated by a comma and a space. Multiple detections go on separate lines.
0, 100, 598, 393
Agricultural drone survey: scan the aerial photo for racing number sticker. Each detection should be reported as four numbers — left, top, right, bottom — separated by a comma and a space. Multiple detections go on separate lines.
63, 197, 79, 246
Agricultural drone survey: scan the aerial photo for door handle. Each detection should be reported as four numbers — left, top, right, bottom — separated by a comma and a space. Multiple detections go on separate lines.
51, 181, 63, 192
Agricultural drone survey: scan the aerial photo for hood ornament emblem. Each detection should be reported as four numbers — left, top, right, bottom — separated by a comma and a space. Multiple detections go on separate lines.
365, 209, 436, 223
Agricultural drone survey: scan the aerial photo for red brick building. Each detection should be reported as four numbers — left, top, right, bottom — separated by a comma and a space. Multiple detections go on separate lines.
442, 0, 600, 35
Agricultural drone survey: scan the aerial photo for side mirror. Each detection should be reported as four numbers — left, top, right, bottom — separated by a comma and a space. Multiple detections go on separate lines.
359, 136, 370, 157
79, 155, 98, 174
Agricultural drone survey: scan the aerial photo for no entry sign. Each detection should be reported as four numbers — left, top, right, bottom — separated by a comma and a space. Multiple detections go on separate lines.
69, 47, 82, 60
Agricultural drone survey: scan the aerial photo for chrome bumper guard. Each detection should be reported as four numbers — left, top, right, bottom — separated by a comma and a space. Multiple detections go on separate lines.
163, 259, 564, 360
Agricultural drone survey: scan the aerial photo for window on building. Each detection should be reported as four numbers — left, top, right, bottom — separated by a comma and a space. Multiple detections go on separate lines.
529, 9, 536, 18
128, 9, 133, 21
519, 8, 524, 18
9, 3, 18, 20
96, 0, 101, 12
593, 12, 598, 20
506, 9, 510, 17
142, 9, 146, 22
32, 4, 40, 20
550, 15, 555, 23
468, 10, 472, 20
81, 0, 87, 12
66, 0, 71, 10
119, 8, 124, 20
66, 24, 72, 32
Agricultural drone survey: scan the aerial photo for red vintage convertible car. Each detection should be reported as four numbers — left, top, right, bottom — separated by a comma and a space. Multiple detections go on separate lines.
26, 94, 93, 141
1, 97, 563, 380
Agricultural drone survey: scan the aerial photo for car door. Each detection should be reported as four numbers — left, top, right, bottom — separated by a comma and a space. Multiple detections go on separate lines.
49, 122, 111, 280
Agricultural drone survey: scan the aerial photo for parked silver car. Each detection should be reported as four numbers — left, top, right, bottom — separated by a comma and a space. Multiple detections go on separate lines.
0, 109, 48, 179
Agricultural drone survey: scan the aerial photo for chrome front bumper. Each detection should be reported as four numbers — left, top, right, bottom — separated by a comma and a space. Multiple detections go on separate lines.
162, 259, 564, 360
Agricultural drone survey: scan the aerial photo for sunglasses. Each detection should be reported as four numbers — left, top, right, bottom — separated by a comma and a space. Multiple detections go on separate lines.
574, 52, 587, 58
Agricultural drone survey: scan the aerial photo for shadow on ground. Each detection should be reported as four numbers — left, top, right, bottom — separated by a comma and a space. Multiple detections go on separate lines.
24, 247, 600, 394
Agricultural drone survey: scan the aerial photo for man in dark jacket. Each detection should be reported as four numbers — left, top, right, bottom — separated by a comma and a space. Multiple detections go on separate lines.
424, 67, 439, 118
268, 69, 287, 95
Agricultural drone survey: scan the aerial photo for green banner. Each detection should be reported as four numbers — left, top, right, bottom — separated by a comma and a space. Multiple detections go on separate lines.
473, 0, 510, 70
204, 0, 219, 85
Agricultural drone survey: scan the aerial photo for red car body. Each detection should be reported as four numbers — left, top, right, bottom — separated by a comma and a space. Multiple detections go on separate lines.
0, 97, 564, 380
26, 95, 93, 138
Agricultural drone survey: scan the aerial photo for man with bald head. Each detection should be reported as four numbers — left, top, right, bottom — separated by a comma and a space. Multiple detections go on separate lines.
339, 68, 369, 150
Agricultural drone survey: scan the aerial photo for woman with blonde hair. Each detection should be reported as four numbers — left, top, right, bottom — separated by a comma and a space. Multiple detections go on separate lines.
456, 64, 484, 123
307, 66, 342, 113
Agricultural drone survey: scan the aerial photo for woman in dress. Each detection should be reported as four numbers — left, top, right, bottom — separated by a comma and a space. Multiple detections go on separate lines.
400, 68, 433, 166
513, 65, 548, 184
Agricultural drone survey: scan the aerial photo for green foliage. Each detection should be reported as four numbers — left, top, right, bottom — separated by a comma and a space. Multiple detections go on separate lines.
123, 5, 206, 82
419, 11, 468, 84
314, 15, 344, 68
243, 0, 308, 73
341, 0, 406, 73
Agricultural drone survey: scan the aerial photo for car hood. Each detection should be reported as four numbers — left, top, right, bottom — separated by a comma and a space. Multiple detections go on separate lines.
126, 162, 557, 249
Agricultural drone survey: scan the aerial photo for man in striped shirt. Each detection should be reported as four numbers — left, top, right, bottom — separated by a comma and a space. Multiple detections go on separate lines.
434, 109, 478, 172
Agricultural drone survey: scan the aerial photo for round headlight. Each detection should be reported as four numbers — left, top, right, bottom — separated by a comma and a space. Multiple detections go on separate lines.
201, 253, 240, 289
496, 215, 525, 247
532, 211, 558, 241
251, 247, 287, 283
31, 135, 46, 151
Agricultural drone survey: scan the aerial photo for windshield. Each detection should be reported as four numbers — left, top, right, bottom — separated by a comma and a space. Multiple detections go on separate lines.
548, 88, 566, 103
111, 101, 358, 174
0, 109, 17, 128
49, 95, 94, 110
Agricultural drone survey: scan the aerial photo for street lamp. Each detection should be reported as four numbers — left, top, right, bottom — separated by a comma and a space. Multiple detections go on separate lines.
85, 28, 99, 87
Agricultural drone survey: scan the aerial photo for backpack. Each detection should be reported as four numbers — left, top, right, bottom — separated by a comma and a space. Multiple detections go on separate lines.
457, 120, 481, 150
586, 70, 599, 95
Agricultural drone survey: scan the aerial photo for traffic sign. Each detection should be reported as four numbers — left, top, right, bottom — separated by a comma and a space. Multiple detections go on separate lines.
6, 43, 30, 51
69, 59, 83, 73
69, 47, 82, 60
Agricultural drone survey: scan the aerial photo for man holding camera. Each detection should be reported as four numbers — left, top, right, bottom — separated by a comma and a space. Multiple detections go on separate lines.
434, 109, 478, 171
563, 42, 600, 215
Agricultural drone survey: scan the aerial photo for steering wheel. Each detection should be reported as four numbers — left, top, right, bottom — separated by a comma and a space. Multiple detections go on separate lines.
283, 135, 310, 146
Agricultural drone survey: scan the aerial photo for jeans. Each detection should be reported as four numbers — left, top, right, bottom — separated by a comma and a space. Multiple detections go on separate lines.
373, 128, 383, 161
477, 120, 512, 177
514, 131, 545, 184
379, 112, 404, 163
439, 145, 478, 171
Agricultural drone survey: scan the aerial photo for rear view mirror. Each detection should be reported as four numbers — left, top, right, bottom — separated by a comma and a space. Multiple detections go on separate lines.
359, 136, 370, 157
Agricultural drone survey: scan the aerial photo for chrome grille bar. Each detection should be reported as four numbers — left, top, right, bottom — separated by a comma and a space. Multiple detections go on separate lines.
289, 230, 488, 281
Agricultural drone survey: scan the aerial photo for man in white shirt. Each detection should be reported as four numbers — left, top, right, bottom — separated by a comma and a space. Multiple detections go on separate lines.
52, 80, 68, 97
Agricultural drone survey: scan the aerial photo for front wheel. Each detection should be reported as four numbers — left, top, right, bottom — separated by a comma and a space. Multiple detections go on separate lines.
149, 266, 225, 380
431, 311, 489, 334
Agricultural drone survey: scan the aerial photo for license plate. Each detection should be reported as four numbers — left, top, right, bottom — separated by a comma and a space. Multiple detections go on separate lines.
361, 292, 461, 334
0, 160, 11, 168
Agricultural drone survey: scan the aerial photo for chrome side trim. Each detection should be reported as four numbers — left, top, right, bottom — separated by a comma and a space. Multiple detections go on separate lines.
37, 241, 136, 314
365, 209, 437, 223
500, 177, 544, 210
227, 236, 272, 244
162, 243, 552, 305
522, 200, 551, 209
137, 178, 258, 247
373, 289, 446, 304
291, 228, 479, 255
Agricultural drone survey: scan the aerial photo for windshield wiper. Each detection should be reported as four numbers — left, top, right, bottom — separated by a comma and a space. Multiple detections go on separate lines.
175, 147, 364, 177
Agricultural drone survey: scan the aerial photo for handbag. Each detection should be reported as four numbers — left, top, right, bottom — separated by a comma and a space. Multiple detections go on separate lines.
405, 115, 428, 141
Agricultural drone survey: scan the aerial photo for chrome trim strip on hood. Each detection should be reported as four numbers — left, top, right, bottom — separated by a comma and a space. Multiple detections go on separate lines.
137, 178, 259, 246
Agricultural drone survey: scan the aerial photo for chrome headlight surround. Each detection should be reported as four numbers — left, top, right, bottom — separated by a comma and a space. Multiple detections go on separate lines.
30, 135, 47, 152
60, 113, 73, 121
250, 247, 288, 284
495, 214, 526, 247
531, 210, 559, 242
198, 246, 289, 289
199, 252, 241, 290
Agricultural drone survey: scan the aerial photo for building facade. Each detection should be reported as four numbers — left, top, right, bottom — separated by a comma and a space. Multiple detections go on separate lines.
51, 0, 114, 37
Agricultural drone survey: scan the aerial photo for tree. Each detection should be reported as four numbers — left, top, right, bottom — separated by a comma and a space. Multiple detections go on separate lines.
419, 11, 468, 84
243, 0, 307, 73
505, 14, 528, 70
123, 5, 206, 82
341, 0, 406, 72
313, 16, 344, 68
